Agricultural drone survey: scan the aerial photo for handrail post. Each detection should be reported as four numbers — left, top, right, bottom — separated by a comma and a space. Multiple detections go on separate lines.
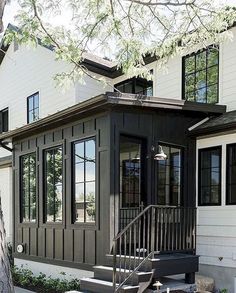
113, 240, 117, 291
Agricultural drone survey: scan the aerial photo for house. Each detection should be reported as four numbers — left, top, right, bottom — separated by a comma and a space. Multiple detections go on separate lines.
1, 23, 236, 292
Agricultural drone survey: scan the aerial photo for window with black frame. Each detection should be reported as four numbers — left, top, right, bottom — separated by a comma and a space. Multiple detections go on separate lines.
27, 92, 39, 123
73, 138, 96, 223
45, 146, 63, 222
226, 144, 236, 205
115, 76, 153, 96
198, 147, 221, 206
0, 108, 8, 133
156, 145, 182, 206
21, 153, 37, 222
183, 46, 219, 104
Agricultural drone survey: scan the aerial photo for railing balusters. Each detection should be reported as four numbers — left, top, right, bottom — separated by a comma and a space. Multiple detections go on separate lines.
113, 205, 197, 291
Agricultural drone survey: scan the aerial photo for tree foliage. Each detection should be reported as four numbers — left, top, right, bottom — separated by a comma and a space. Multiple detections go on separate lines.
3, 1, 236, 84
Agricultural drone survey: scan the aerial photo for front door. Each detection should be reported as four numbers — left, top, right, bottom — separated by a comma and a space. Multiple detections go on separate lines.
119, 135, 146, 230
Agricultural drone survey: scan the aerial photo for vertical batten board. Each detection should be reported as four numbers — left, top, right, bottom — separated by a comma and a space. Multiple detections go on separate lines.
22, 227, 30, 255
37, 228, 45, 258
54, 229, 64, 260
64, 229, 74, 262
73, 229, 84, 263
45, 228, 54, 259
84, 230, 96, 265
30, 228, 38, 256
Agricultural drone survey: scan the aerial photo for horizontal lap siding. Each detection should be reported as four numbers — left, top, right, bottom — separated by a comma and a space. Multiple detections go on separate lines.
197, 134, 236, 268
13, 114, 110, 269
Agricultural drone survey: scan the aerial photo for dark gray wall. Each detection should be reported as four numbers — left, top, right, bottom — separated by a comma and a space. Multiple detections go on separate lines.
109, 108, 203, 236
13, 106, 205, 270
13, 113, 110, 270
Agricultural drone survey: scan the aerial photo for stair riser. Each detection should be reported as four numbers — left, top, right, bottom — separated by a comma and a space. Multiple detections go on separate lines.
105, 256, 152, 271
80, 280, 139, 293
94, 269, 139, 285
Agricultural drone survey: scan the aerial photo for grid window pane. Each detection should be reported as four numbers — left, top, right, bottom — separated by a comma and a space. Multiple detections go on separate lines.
21, 153, 37, 222
115, 76, 153, 96
45, 146, 63, 222
183, 46, 219, 104
199, 147, 221, 206
74, 138, 96, 223
120, 137, 141, 208
0, 108, 9, 133
156, 145, 182, 206
27, 93, 39, 123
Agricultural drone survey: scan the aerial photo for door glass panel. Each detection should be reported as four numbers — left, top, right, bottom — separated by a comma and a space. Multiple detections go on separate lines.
120, 136, 142, 208
156, 145, 182, 206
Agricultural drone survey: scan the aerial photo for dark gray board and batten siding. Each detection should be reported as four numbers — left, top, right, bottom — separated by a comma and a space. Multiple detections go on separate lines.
13, 105, 210, 270
13, 114, 111, 270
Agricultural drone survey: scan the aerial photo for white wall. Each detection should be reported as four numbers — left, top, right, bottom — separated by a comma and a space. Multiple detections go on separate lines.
0, 166, 12, 242
196, 132, 236, 269
0, 43, 112, 134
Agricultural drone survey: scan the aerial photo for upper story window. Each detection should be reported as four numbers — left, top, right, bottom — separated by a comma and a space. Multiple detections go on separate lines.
21, 153, 37, 222
115, 76, 153, 96
198, 146, 221, 206
183, 46, 219, 104
0, 108, 8, 134
27, 92, 39, 123
73, 138, 96, 223
156, 145, 182, 206
226, 144, 236, 205
44, 146, 63, 222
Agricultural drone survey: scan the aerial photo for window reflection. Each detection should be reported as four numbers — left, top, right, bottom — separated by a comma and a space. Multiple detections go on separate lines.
21, 153, 37, 222
156, 145, 182, 206
45, 147, 63, 222
74, 138, 96, 223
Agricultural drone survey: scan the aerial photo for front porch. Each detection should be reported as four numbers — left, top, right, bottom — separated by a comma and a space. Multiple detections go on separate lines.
81, 205, 197, 292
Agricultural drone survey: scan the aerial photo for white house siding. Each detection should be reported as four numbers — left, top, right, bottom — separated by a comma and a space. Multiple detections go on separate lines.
0, 166, 12, 242
220, 27, 236, 110
75, 74, 112, 103
197, 132, 236, 292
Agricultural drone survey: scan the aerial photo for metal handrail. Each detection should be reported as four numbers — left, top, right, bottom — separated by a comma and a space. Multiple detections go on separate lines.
112, 205, 197, 292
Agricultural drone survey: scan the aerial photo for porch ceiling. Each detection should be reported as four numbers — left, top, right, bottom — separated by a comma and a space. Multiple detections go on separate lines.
0, 92, 226, 144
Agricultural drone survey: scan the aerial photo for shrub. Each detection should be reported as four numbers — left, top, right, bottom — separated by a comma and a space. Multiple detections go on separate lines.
12, 265, 80, 293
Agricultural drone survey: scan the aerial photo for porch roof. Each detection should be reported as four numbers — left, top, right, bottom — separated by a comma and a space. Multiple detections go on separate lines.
190, 110, 236, 137
0, 92, 226, 144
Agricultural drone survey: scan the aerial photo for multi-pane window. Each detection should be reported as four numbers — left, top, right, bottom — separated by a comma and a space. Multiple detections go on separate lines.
156, 145, 182, 206
73, 138, 96, 223
27, 92, 39, 123
198, 147, 221, 206
21, 153, 37, 222
120, 136, 141, 208
183, 46, 219, 104
115, 76, 153, 96
226, 144, 236, 205
0, 108, 8, 133
45, 146, 63, 222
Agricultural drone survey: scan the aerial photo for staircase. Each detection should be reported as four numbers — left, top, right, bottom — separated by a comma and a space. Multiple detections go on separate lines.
80, 254, 153, 293
80, 205, 197, 293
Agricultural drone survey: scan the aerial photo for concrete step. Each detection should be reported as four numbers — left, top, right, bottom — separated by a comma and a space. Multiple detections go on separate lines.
80, 278, 139, 293
94, 265, 153, 286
